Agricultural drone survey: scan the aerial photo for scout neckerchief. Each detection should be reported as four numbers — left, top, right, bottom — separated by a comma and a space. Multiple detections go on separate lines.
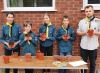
6, 22, 12, 37
86, 16, 95, 30
62, 24, 68, 34
46, 22, 52, 38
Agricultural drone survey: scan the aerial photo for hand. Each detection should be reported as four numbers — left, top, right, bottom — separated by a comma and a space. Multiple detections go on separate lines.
40, 33, 46, 41
24, 37, 29, 41
66, 35, 70, 40
94, 31, 100, 36
62, 34, 70, 41
87, 29, 94, 37
40, 37, 46, 41
28, 37, 32, 40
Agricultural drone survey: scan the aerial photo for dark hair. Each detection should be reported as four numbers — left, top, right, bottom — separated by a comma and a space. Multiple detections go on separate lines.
62, 15, 68, 20
6, 12, 15, 17
23, 21, 32, 27
85, 5, 94, 10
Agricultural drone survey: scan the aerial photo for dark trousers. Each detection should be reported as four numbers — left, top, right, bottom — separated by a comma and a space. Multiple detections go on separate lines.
40, 45, 53, 73
5, 69, 18, 73
4, 48, 20, 73
40, 45, 53, 56
25, 69, 33, 73
81, 48, 97, 73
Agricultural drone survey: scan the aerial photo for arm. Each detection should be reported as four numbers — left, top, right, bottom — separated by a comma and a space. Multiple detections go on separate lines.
77, 31, 86, 36
15, 25, 22, 46
0, 25, 7, 44
69, 29, 76, 41
94, 22, 100, 36
30, 33, 37, 46
77, 21, 86, 36
56, 29, 63, 41
19, 34, 26, 47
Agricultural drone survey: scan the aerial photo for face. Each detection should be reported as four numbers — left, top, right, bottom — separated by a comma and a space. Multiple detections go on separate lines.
85, 7, 94, 18
63, 18, 69, 28
44, 15, 50, 24
6, 14, 14, 24
24, 24, 31, 33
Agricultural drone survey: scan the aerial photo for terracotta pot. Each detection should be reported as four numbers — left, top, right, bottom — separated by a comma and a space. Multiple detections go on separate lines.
12, 52, 18, 58
87, 29, 94, 36
53, 55, 60, 61
62, 34, 69, 41
40, 33, 46, 41
25, 53, 32, 62
3, 56, 10, 64
53, 55, 67, 62
36, 51, 44, 60
60, 56, 67, 62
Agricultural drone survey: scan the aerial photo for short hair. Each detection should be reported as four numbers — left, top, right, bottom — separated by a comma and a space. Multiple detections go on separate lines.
6, 12, 15, 17
62, 15, 68, 20
23, 21, 32, 27
84, 5, 94, 10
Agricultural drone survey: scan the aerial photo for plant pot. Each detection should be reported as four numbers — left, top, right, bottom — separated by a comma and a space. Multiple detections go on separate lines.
36, 51, 44, 60
3, 56, 10, 64
12, 52, 18, 58
40, 33, 46, 41
63, 34, 69, 41
87, 29, 94, 36
25, 53, 32, 62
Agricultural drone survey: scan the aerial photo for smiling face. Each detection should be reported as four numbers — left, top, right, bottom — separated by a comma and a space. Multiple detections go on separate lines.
6, 14, 14, 24
62, 18, 69, 28
85, 7, 94, 18
24, 24, 32, 33
43, 14, 50, 24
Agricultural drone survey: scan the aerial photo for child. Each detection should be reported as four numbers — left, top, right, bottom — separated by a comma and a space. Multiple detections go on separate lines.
56, 15, 76, 73
38, 14, 56, 72
39, 14, 56, 56
1, 12, 21, 73
19, 21, 37, 73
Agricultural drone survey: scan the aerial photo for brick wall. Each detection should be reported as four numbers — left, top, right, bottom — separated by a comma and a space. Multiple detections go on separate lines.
0, 0, 100, 57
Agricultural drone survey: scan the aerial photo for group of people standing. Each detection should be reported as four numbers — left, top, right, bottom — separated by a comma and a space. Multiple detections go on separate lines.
0, 5, 100, 73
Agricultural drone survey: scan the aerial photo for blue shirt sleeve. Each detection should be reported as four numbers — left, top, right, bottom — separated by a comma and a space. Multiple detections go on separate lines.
69, 28, 76, 41
56, 28, 63, 41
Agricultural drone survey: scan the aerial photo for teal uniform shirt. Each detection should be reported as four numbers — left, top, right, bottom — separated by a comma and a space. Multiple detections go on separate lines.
19, 31, 37, 56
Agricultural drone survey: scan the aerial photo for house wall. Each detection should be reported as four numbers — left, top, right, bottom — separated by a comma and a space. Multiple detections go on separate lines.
0, 0, 100, 60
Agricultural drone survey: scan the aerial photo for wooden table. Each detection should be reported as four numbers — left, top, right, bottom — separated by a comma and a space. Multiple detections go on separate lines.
0, 56, 88, 73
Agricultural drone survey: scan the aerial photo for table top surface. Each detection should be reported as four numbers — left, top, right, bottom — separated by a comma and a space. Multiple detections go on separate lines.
0, 56, 88, 69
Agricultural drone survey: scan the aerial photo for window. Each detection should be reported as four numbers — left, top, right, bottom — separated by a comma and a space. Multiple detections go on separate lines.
83, 0, 100, 10
88, 0, 100, 4
3, 0, 56, 11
